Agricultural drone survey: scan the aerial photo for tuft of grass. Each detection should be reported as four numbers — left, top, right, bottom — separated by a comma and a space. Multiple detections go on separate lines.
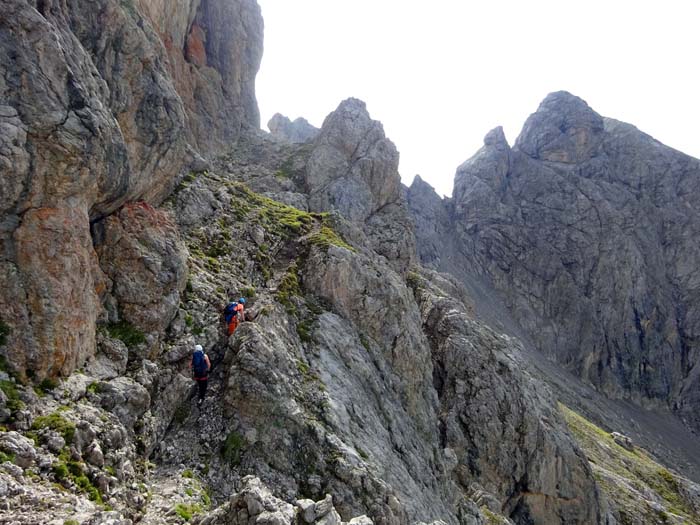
182, 469, 194, 479
241, 286, 256, 299
106, 320, 146, 348
64, 520, 79, 525
32, 413, 76, 445
221, 431, 245, 466
0, 451, 15, 464
297, 319, 314, 343
175, 502, 202, 521
359, 334, 371, 352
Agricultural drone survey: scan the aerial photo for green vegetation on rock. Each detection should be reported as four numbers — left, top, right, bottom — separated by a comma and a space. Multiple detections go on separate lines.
276, 262, 301, 315
175, 502, 202, 521
38, 377, 59, 394
106, 320, 146, 348
32, 413, 76, 445
0, 319, 9, 347
0, 379, 23, 412
221, 430, 245, 466
560, 404, 698, 523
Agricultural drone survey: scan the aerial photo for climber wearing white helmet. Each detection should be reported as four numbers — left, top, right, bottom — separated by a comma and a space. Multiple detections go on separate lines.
190, 344, 211, 404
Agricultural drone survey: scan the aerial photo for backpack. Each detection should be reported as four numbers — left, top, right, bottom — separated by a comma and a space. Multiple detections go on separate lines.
224, 302, 239, 324
192, 349, 207, 377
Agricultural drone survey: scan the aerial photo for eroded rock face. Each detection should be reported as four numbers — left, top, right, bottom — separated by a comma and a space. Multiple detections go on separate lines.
413, 269, 602, 524
268, 113, 319, 143
304, 99, 416, 272
95, 202, 188, 335
0, 0, 262, 379
409, 91, 700, 433
135, 0, 264, 153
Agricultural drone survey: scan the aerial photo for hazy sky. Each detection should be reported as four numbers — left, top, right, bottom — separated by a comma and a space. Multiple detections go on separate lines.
255, 0, 699, 197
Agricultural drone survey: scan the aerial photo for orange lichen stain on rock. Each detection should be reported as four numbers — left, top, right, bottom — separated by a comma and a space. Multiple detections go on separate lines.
185, 24, 207, 67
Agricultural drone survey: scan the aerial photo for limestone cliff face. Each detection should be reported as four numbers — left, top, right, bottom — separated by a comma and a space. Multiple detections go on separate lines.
409, 91, 700, 433
134, 0, 263, 153
0, 0, 262, 380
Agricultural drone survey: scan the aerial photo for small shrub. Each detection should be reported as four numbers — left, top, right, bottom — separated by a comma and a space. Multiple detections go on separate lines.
87, 382, 103, 395
0, 380, 23, 412
221, 431, 244, 466
0, 319, 9, 347
52, 462, 69, 480
0, 451, 15, 464
182, 469, 194, 479
64, 520, 79, 525
297, 320, 314, 343
32, 413, 76, 445
38, 378, 59, 394
406, 271, 423, 290
241, 286, 256, 298
106, 321, 146, 348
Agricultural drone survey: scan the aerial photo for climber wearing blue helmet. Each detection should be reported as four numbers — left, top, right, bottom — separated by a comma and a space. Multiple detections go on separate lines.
224, 296, 247, 335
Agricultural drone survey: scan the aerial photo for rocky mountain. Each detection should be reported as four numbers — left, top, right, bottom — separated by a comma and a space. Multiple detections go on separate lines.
1, 2, 699, 525
407, 91, 700, 436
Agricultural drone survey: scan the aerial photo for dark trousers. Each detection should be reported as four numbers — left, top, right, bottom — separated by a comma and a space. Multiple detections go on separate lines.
195, 378, 208, 400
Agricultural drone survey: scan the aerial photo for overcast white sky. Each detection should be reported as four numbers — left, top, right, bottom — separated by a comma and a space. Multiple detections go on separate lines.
255, 0, 699, 197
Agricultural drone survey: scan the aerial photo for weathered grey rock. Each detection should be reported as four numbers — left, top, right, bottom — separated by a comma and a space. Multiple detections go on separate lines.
85, 441, 105, 467
611, 432, 634, 451
0, 432, 37, 468
413, 268, 603, 524
268, 114, 319, 143
304, 99, 417, 272
96, 377, 151, 429
297, 499, 316, 523
0, 0, 262, 381
88, 333, 130, 380
135, 0, 263, 154
409, 91, 700, 435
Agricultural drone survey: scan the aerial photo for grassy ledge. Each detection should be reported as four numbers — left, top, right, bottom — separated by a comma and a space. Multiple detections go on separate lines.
560, 404, 698, 523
